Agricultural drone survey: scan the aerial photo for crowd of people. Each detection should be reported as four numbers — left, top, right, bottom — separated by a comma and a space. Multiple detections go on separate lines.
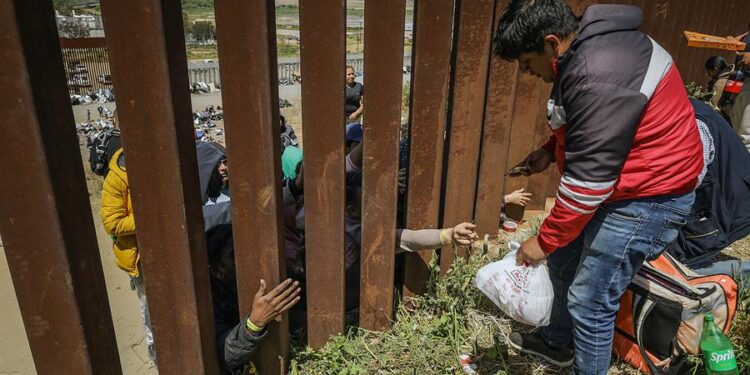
95, 83, 536, 373
90, 1, 750, 374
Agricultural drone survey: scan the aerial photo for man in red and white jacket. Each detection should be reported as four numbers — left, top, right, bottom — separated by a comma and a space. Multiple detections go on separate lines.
494, 1, 702, 373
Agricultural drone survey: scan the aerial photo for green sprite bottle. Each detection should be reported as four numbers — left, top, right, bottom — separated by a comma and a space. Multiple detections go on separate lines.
700, 314, 738, 375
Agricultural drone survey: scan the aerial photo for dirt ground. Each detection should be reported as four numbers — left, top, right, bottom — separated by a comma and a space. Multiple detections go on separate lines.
0, 102, 164, 374
0, 148, 158, 374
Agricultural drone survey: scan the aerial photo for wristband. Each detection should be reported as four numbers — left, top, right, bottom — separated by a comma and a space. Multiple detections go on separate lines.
439, 229, 453, 246
246, 318, 264, 333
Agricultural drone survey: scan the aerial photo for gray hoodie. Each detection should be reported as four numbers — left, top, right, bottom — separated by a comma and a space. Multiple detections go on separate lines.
196, 142, 227, 204
196, 142, 233, 231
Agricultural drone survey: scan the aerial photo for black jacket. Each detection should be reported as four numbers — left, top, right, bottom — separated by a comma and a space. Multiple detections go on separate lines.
204, 223, 267, 374
667, 100, 750, 267
212, 277, 268, 374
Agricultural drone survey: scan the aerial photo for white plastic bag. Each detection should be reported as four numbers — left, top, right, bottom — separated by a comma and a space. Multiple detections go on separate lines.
475, 243, 554, 327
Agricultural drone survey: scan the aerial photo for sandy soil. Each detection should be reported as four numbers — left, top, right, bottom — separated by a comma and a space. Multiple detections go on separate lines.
0, 143, 157, 375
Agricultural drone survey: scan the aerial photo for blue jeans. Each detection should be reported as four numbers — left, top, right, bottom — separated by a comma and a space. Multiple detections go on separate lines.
541, 192, 695, 375
692, 260, 750, 287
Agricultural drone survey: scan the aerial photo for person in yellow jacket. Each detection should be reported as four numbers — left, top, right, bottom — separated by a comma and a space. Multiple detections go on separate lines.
101, 147, 139, 275
100, 147, 156, 365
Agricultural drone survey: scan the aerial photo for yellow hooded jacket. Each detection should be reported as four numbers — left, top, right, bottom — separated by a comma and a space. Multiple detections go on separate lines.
101, 148, 140, 276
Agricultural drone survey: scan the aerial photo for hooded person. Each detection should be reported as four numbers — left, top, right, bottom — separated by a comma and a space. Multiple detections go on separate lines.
197, 142, 230, 205
280, 145, 305, 210
279, 145, 306, 283
197, 142, 232, 231
205, 224, 301, 374
196, 145, 303, 374
281, 145, 304, 181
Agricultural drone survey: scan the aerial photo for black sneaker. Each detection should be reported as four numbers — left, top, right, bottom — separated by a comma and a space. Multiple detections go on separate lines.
508, 330, 574, 367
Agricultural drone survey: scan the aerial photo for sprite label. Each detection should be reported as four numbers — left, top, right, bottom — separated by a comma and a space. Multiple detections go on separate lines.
705, 348, 737, 372
701, 314, 738, 375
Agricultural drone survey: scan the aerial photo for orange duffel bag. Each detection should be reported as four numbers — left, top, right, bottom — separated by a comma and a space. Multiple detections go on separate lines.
613, 252, 738, 374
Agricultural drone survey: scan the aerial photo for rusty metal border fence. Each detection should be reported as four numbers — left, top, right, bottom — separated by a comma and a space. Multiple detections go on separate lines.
439, 0, 496, 273
100, 1, 220, 374
0, 2, 120, 374
402, 0, 456, 296
297, 0, 347, 350
3, 0, 750, 374
359, 0, 407, 332
59, 37, 112, 95
214, 0, 290, 371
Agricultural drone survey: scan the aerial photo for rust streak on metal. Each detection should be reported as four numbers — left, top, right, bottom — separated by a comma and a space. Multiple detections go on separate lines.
402, 0, 456, 297
502, 76, 542, 222
100, 1, 219, 373
298, 0, 346, 349
526, 79, 554, 211
0, 1, 121, 374
440, 0, 495, 273
359, 0, 407, 331
474, 0, 520, 236
214, 1, 288, 373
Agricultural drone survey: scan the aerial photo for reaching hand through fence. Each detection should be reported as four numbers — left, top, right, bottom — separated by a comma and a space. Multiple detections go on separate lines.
248, 279, 302, 328
450, 222, 479, 246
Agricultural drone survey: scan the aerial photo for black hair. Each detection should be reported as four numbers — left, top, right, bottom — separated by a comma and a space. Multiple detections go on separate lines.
493, 0, 579, 60
207, 167, 223, 199
705, 56, 728, 72
345, 170, 362, 206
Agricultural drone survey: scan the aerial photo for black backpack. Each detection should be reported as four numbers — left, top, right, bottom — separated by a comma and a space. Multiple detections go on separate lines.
88, 127, 121, 176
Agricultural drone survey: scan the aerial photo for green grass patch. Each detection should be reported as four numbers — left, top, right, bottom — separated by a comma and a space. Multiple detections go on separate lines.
290, 217, 750, 375
347, 8, 365, 18
277, 43, 300, 57
276, 5, 300, 16
278, 24, 301, 31
186, 43, 217, 60
290, 218, 548, 374
182, 0, 213, 12
727, 278, 750, 373
187, 40, 300, 59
